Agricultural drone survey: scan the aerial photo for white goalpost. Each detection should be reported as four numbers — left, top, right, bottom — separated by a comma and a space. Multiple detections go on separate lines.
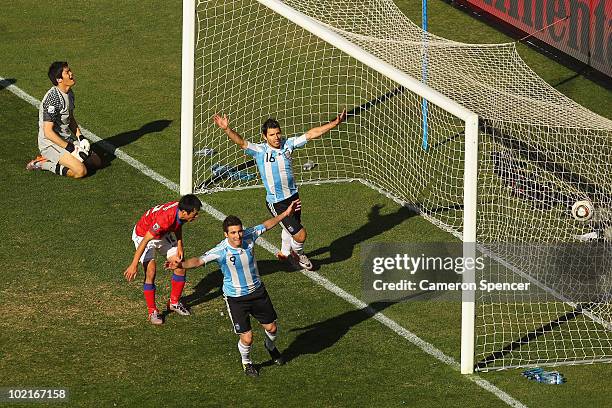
180, 0, 196, 196
181, 0, 612, 373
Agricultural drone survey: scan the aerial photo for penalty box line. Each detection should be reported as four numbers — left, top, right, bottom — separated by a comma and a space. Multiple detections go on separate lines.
0, 77, 527, 408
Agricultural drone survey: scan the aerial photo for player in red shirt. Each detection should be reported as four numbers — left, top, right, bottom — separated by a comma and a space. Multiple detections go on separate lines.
123, 194, 202, 325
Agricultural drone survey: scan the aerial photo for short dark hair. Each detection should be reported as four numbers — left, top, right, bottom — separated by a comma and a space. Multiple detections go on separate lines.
178, 194, 202, 213
48, 61, 68, 86
261, 118, 281, 135
223, 215, 242, 232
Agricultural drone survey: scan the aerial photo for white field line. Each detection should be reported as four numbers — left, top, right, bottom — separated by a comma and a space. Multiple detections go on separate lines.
1, 77, 527, 408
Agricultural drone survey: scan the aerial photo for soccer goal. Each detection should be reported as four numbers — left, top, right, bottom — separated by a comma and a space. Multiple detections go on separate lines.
180, 0, 612, 373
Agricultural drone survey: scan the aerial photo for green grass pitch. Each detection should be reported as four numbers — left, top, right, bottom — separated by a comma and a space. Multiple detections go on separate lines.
0, 1, 610, 407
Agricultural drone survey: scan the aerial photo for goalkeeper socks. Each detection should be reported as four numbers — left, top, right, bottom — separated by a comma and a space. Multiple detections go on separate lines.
41, 161, 68, 176
40, 161, 55, 172
143, 283, 157, 313
238, 340, 252, 364
291, 238, 304, 255
170, 273, 186, 304
54, 163, 68, 176
281, 228, 292, 256
264, 329, 278, 351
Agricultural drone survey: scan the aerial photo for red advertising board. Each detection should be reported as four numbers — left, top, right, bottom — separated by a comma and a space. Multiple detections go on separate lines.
461, 0, 611, 77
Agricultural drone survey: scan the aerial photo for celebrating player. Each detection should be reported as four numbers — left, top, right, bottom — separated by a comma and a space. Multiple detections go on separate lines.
26, 61, 101, 177
166, 199, 300, 377
124, 194, 202, 325
213, 109, 347, 270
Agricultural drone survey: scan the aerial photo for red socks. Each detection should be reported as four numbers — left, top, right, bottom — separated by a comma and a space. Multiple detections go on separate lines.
170, 273, 186, 304
143, 283, 157, 313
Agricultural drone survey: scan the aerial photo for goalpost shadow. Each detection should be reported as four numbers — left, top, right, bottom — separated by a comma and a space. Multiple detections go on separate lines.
475, 306, 584, 370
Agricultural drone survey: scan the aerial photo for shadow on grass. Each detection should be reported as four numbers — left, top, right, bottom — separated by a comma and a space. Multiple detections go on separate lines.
179, 205, 415, 363
181, 204, 415, 308
308, 204, 417, 269
282, 301, 394, 363
90, 119, 172, 169
0, 78, 17, 90
181, 259, 297, 310
475, 306, 583, 370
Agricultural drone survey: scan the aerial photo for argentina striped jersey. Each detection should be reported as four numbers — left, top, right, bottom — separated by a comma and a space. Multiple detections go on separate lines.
199, 225, 266, 297
245, 135, 308, 203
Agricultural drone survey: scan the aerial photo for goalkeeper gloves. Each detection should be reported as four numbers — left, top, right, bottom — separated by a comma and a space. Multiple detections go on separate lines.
78, 138, 91, 154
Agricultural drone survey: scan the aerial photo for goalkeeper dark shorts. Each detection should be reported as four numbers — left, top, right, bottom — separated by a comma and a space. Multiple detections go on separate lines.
224, 284, 278, 334
266, 193, 303, 235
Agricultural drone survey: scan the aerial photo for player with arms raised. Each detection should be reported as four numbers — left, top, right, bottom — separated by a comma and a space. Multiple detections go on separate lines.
213, 110, 346, 270
166, 200, 300, 377
124, 194, 202, 325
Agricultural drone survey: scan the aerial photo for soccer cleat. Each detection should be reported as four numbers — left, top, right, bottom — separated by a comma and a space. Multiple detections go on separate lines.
26, 155, 47, 171
148, 310, 163, 325
265, 342, 285, 366
291, 250, 313, 271
242, 363, 259, 377
167, 300, 191, 316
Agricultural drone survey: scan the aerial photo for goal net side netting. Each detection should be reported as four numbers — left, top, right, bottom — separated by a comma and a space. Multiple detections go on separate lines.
189, 0, 612, 370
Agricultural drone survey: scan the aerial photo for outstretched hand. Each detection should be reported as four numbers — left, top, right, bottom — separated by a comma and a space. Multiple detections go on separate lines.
164, 259, 181, 270
213, 113, 229, 130
285, 199, 301, 217
335, 108, 347, 124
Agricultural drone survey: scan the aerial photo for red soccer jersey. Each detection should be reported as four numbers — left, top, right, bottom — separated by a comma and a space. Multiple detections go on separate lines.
135, 201, 182, 238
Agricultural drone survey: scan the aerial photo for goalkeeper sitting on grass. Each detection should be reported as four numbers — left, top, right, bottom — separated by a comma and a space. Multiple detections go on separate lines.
213, 109, 346, 270
26, 61, 101, 178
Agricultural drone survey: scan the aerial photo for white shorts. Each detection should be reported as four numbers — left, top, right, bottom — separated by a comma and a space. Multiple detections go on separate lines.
132, 227, 178, 264
40, 143, 69, 164
40, 142, 87, 164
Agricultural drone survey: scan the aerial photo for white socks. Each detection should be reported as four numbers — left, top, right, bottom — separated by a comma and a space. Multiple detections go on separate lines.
239, 330, 277, 363
238, 340, 252, 364
291, 238, 304, 255
281, 228, 292, 256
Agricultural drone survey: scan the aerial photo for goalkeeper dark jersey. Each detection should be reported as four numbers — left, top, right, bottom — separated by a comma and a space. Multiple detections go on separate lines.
37, 86, 75, 150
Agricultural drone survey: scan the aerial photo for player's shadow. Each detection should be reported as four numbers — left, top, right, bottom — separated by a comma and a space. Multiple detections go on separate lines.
0, 78, 17, 90
308, 204, 417, 269
281, 301, 394, 363
90, 119, 172, 169
181, 259, 295, 309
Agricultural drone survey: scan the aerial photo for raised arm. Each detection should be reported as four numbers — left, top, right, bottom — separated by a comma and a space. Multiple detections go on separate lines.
304, 108, 347, 141
213, 113, 248, 149
262, 199, 301, 231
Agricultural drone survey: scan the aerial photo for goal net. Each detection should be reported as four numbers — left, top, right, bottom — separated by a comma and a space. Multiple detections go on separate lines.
184, 0, 612, 371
